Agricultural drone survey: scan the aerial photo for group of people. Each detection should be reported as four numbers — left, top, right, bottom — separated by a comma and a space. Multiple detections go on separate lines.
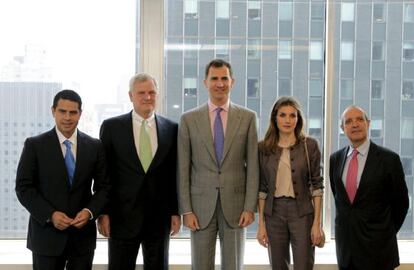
15, 58, 409, 270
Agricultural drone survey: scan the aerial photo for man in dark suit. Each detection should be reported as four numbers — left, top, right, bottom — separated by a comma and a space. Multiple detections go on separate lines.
98, 73, 180, 270
15, 89, 110, 270
329, 105, 409, 270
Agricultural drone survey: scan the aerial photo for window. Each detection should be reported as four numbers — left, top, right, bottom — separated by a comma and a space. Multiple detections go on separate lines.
278, 40, 292, 60
310, 41, 323, 60
309, 118, 322, 137
248, 1, 261, 20
370, 119, 383, 138
341, 2, 355, 22
403, 81, 414, 100
402, 118, 414, 139
279, 2, 293, 21
372, 41, 384, 61
248, 39, 261, 59
341, 41, 354, 60
371, 80, 383, 99
373, 3, 386, 23
341, 79, 353, 99
279, 79, 291, 96
247, 78, 260, 98
309, 79, 322, 98
403, 42, 414, 61
185, 0, 198, 19
405, 4, 414, 23
216, 0, 230, 19
216, 39, 229, 59
402, 157, 413, 176
311, 3, 325, 21
184, 78, 197, 97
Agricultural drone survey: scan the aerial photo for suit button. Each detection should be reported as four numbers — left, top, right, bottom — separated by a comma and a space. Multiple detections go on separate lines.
291, 169, 295, 173
218, 171, 221, 174
292, 181, 296, 184
291, 158, 294, 161
294, 192, 298, 196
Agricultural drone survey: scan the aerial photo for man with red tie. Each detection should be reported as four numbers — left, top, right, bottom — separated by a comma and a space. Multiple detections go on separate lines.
329, 105, 409, 270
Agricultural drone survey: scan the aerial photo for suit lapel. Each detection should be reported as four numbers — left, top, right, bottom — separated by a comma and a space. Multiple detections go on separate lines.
123, 112, 145, 174
221, 103, 242, 163
354, 142, 378, 203
72, 131, 86, 188
48, 129, 73, 189
147, 115, 170, 172
195, 104, 217, 163
336, 146, 350, 203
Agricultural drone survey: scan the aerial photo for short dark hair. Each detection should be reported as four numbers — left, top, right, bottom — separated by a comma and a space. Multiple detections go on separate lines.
52, 89, 82, 111
204, 59, 233, 79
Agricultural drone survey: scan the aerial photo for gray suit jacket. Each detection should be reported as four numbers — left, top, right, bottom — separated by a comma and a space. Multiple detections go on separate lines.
177, 103, 259, 229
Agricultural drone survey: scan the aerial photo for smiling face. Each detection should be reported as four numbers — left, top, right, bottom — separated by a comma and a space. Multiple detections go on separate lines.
204, 66, 235, 106
276, 105, 298, 136
52, 99, 81, 138
341, 107, 370, 148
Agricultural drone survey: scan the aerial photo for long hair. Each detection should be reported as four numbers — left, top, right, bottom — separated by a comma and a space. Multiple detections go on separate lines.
260, 96, 306, 154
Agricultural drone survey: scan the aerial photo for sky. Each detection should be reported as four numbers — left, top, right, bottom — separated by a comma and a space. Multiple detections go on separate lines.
0, 0, 137, 105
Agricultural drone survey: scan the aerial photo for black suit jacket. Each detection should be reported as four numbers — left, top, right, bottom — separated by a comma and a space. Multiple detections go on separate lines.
15, 128, 110, 256
329, 141, 409, 270
100, 112, 178, 239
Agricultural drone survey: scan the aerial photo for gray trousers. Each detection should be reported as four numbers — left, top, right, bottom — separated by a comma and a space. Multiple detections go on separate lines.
191, 197, 245, 270
265, 197, 315, 270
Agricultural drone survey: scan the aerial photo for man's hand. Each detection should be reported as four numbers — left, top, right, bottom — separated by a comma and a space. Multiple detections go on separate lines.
238, 211, 254, 227
170, 215, 181, 236
97, 215, 110, 237
70, 209, 91, 229
183, 213, 200, 231
51, 211, 73, 231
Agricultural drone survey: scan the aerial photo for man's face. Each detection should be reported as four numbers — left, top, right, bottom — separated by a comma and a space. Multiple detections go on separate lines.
204, 66, 234, 106
52, 99, 81, 138
129, 79, 158, 118
341, 107, 370, 147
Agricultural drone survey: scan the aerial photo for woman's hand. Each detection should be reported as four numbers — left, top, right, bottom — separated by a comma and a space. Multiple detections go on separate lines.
256, 223, 269, 248
311, 223, 322, 247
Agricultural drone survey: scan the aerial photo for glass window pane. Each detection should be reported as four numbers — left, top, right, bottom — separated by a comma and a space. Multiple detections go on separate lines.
402, 157, 413, 176
216, 0, 230, 19
402, 119, 414, 139
372, 41, 384, 61
405, 4, 414, 23
310, 41, 323, 60
248, 39, 261, 59
373, 3, 386, 23
372, 80, 383, 99
279, 40, 292, 59
309, 79, 322, 97
309, 118, 322, 137
403, 42, 414, 61
248, 1, 261, 20
370, 119, 383, 138
341, 3, 355, 22
279, 2, 293, 21
184, 78, 197, 97
403, 81, 414, 100
311, 3, 325, 21
341, 79, 353, 99
247, 78, 260, 98
185, 0, 198, 19
216, 39, 229, 59
341, 41, 354, 60
279, 79, 291, 96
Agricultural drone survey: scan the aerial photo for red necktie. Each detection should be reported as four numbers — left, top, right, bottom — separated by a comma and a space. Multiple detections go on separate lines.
346, 149, 358, 203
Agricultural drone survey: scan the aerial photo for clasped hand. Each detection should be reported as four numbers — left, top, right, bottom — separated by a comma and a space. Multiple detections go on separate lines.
51, 209, 90, 230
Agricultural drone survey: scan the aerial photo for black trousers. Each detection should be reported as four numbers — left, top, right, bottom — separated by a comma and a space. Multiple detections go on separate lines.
108, 219, 171, 270
32, 238, 94, 270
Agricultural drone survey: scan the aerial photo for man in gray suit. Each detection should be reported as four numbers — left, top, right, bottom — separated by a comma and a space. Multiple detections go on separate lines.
178, 59, 259, 270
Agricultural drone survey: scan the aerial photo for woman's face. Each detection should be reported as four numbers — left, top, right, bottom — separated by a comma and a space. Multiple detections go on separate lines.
275, 105, 298, 136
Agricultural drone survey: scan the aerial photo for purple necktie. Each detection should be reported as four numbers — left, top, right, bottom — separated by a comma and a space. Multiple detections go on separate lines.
346, 149, 358, 203
214, 108, 224, 167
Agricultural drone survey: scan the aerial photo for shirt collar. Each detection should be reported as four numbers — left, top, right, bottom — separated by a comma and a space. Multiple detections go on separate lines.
347, 139, 370, 157
55, 127, 77, 145
132, 110, 156, 127
208, 99, 230, 113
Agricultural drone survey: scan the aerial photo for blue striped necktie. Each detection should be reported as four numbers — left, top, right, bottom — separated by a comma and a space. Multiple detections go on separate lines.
63, 140, 75, 185
214, 107, 224, 167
